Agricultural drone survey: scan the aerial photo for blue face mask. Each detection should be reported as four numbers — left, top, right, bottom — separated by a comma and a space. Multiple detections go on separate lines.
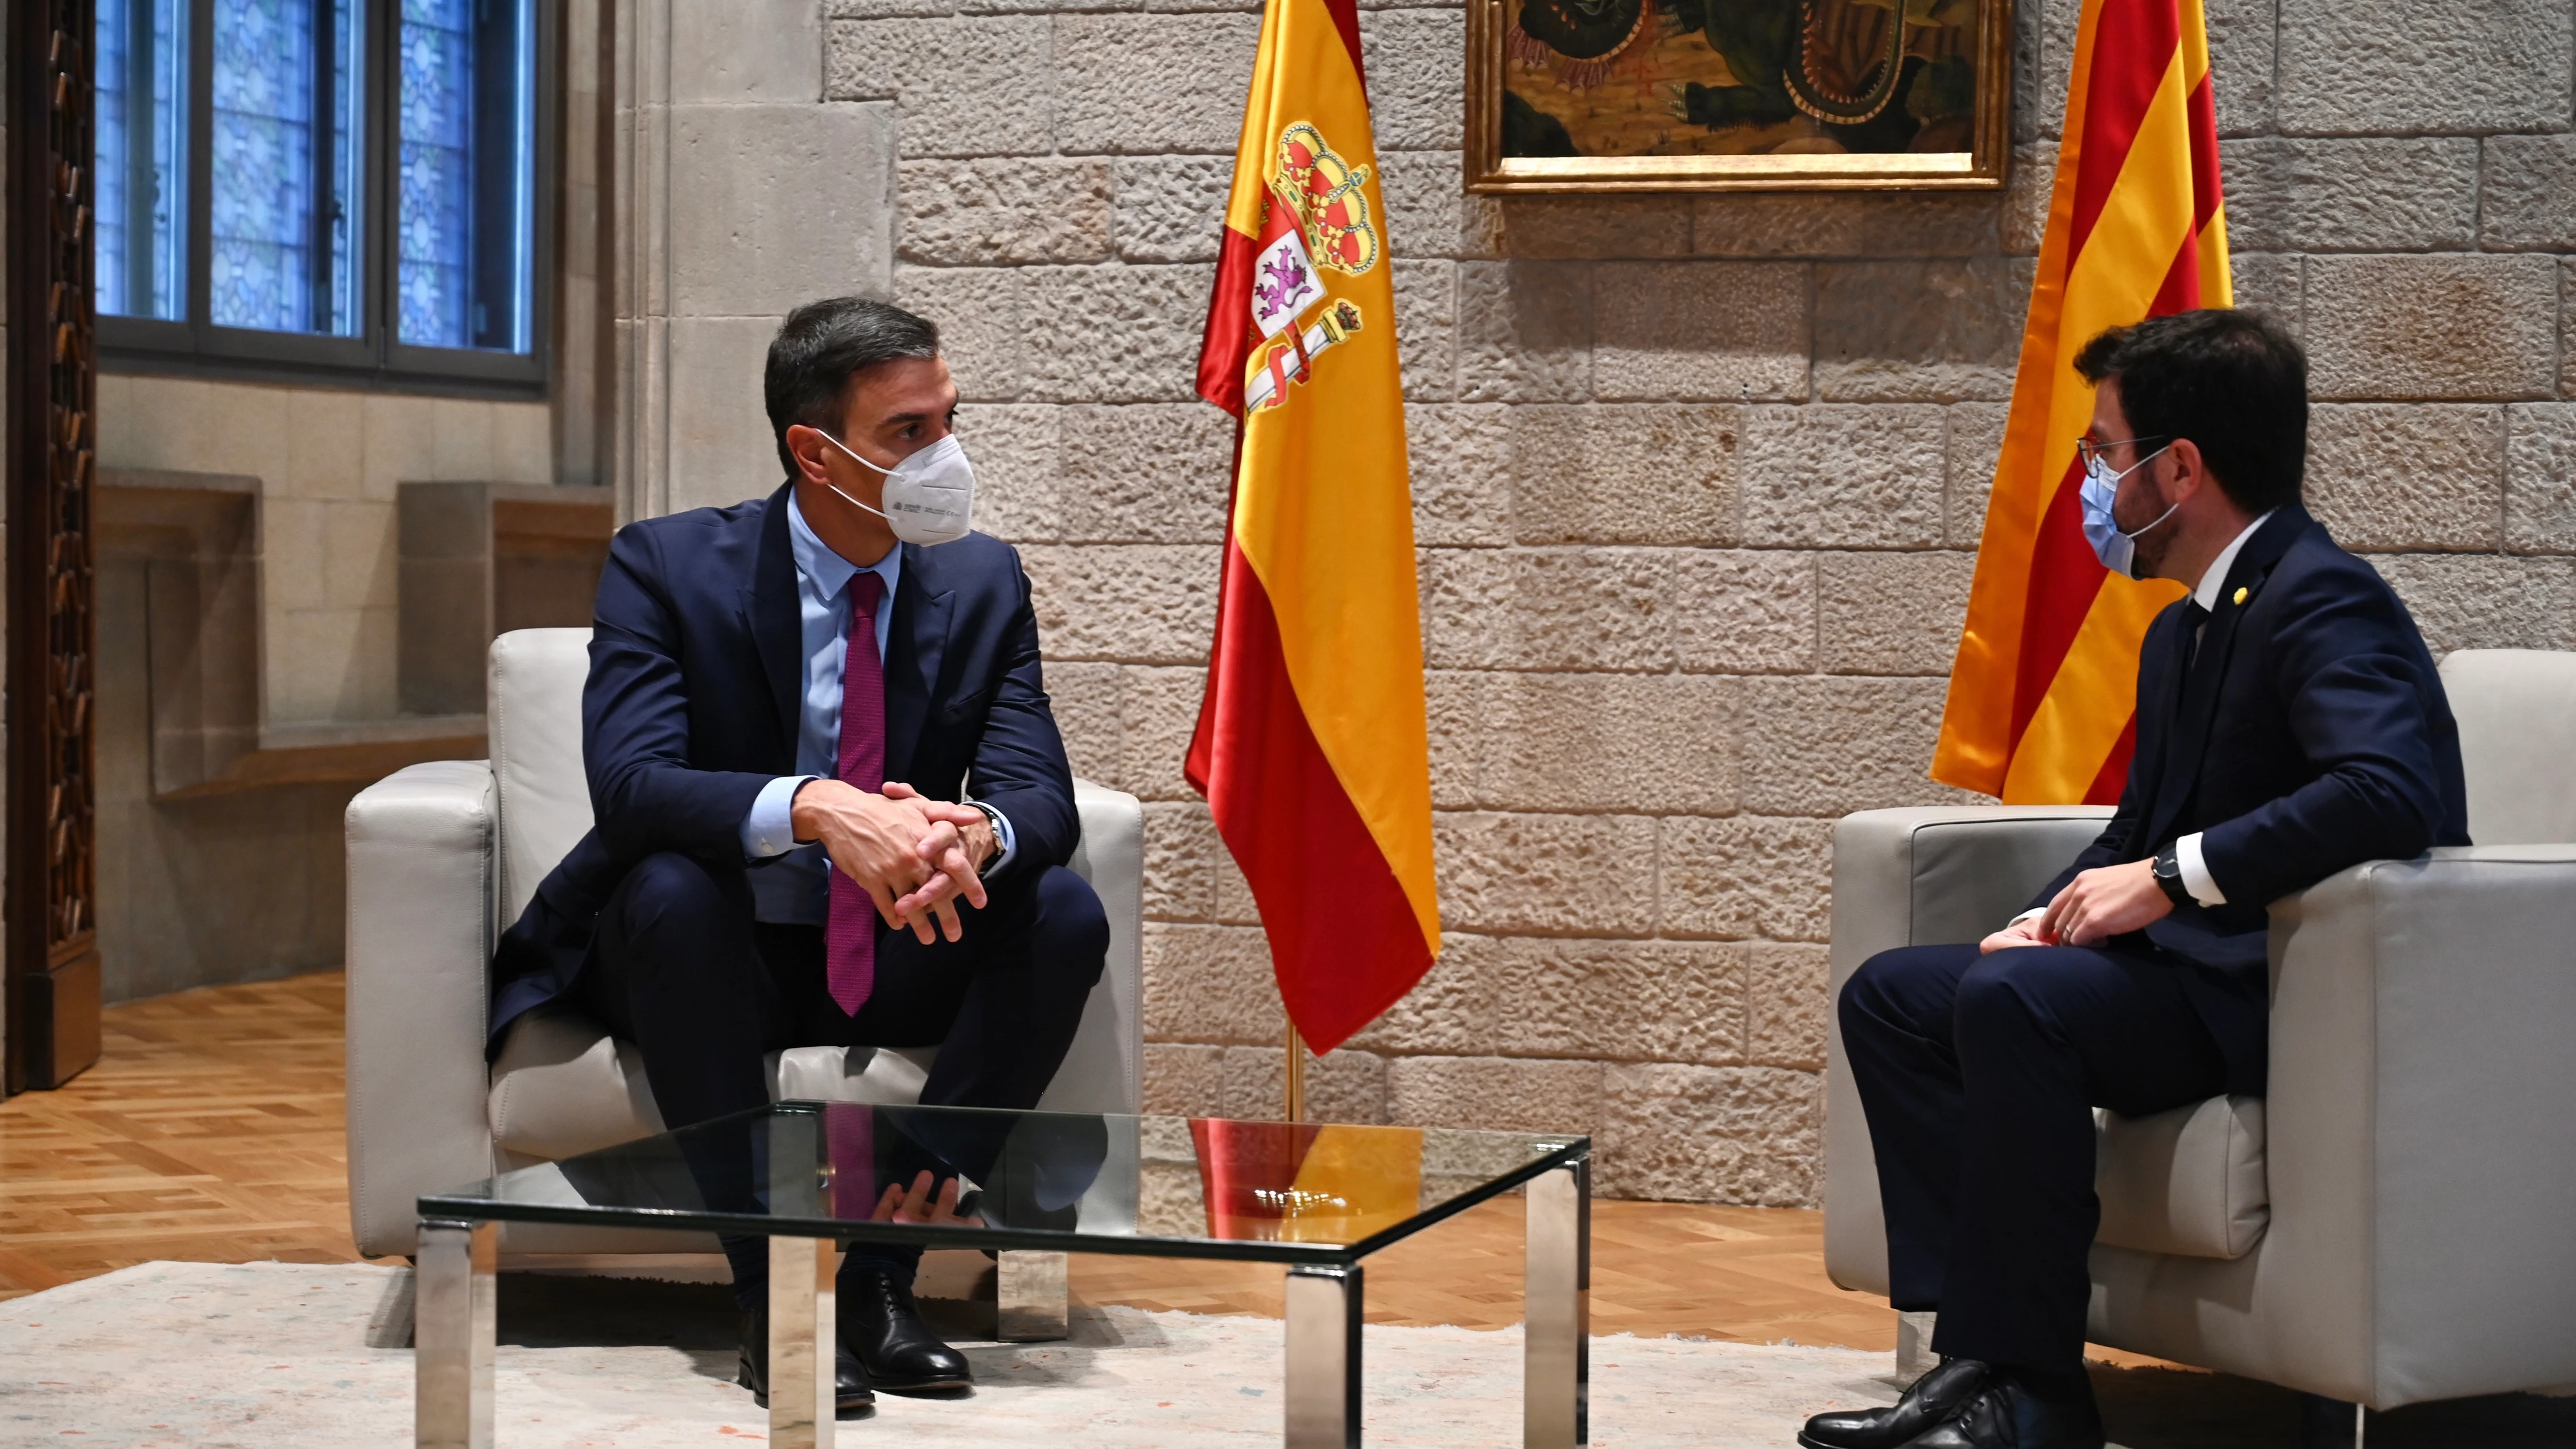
2078, 443, 2175, 580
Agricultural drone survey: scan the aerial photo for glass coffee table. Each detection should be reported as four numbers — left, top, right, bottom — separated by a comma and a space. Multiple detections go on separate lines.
414, 1103, 1590, 1449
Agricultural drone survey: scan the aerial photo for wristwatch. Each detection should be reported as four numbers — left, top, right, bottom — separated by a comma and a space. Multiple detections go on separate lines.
964, 800, 1005, 861
2151, 844, 2193, 907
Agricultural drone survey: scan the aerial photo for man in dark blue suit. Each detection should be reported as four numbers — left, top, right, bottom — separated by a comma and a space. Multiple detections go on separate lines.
1801, 311, 2468, 1449
489, 297, 1108, 1413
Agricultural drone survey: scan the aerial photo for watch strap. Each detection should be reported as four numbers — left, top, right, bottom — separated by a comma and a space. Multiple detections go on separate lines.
2152, 844, 2193, 906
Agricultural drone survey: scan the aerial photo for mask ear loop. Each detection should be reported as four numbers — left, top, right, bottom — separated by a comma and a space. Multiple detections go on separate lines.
2106, 443, 2180, 542
812, 428, 896, 522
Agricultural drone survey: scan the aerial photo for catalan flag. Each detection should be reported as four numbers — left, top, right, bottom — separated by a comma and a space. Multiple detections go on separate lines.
1932, 0, 2231, 802
1185, 0, 1439, 1052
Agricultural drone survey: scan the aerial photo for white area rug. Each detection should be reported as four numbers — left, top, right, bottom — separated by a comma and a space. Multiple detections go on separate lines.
0, 1261, 1900, 1447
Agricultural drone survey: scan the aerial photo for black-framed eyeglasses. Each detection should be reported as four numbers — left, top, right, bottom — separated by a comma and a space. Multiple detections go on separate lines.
2076, 434, 2171, 469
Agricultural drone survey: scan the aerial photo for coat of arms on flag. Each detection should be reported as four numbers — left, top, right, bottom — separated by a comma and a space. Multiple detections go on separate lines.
1250, 188, 1326, 341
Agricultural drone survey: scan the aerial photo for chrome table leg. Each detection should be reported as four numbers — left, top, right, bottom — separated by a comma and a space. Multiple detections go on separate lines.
769, 1235, 839, 1449
996, 1249, 1070, 1341
1285, 1264, 1362, 1448
1525, 1157, 1590, 1448
415, 1218, 496, 1449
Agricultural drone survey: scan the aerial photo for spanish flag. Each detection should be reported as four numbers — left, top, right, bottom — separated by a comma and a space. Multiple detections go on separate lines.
1931, 0, 2231, 802
1185, 0, 1438, 1053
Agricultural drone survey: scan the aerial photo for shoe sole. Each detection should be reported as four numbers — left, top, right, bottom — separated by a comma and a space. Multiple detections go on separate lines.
868, 1374, 973, 1396
738, 1361, 875, 1411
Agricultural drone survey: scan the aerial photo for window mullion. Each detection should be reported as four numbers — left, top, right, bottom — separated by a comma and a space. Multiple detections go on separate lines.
370, 0, 395, 365
184, 0, 213, 333
309, 0, 332, 332
121, 0, 151, 308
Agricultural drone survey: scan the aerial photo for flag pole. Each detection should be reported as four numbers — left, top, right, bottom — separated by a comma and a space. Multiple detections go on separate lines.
1284, 1014, 1306, 1122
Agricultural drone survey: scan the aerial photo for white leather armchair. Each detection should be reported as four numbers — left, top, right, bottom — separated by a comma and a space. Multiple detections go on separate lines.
1824, 649, 2576, 1410
345, 628, 1145, 1264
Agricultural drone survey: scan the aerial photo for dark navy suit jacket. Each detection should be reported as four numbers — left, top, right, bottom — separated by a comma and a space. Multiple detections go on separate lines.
486, 481, 1079, 1051
2027, 504, 2470, 1095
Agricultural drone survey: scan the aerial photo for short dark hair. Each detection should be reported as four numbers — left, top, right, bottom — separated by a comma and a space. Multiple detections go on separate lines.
2073, 308, 2307, 514
763, 297, 942, 477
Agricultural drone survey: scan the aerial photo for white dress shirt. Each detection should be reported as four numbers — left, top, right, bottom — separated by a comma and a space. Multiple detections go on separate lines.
737, 490, 1015, 924
2012, 509, 2274, 929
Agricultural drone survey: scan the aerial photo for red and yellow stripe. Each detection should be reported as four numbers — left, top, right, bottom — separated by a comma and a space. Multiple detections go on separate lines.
1187, 0, 1438, 1053
1933, 0, 2230, 803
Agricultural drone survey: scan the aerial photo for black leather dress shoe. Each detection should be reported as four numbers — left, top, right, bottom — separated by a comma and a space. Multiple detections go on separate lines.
840, 1265, 974, 1394
1898, 1375, 2105, 1449
1799, 1358, 1989, 1449
736, 1304, 874, 1414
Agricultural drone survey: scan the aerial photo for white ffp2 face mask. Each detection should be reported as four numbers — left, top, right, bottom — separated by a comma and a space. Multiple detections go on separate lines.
816, 430, 976, 546
2078, 443, 2175, 580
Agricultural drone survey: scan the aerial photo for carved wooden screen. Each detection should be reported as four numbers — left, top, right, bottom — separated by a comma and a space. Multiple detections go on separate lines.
6, 0, 101, 1092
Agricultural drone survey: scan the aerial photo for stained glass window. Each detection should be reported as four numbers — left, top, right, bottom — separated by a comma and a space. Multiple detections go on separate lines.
95, 0, 543, 376
94, 0, 189, 320
399, 0, 534, 352
209, 0, 361, 335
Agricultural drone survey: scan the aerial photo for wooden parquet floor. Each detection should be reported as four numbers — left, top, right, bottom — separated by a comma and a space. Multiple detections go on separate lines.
0, 971, 1900, 1350
0, 972, 381, 1301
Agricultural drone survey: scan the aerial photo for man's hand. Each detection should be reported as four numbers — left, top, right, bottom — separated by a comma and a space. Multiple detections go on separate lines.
881, 782, 995, 943
1978, 915, 2054, 954
790, 779, 949, 930
872, 1170, 984, 1228
2036, 858, 2174, 947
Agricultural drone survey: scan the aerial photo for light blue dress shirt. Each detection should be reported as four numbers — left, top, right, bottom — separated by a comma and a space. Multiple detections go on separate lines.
738, 491, 1015, 924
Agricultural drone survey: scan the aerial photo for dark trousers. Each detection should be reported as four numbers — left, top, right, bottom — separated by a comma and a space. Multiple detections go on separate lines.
1838, 943, 2232, 1376
578, 851, 1109, 1302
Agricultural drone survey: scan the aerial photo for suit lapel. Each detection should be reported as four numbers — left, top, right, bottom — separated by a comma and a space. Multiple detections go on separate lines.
2144, 605, 2234, 848
882, 543, 955, 787
2140, 505, 2313, 847
744, 484, 804, 766
2122, 609, 2189, 849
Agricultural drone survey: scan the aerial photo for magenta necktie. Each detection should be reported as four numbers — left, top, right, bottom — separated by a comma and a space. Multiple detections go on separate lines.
825, 572, 887, 1015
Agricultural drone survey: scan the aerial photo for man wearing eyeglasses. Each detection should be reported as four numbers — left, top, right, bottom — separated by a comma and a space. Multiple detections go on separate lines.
1799, 309, 2469, 1449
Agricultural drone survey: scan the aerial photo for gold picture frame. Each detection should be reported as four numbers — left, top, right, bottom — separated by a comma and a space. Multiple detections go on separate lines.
1465, 0, 2015, 192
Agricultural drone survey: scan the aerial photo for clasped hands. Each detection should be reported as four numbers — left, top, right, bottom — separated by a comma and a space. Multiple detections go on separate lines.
791, 778, 996, 943
1979, 858, 2173, 954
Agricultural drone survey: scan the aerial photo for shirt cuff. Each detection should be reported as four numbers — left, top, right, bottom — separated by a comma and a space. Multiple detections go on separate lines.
742, 775, 816, 859
2008, 907, 2046, 928
2175, 832, 2227, 907
974, 801, 1018, 873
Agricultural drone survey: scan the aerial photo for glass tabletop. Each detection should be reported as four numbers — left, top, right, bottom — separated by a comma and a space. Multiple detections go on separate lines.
420, 1103, 1590, 1266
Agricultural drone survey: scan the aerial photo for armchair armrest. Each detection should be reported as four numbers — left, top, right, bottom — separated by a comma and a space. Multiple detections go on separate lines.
345, 759, 498, 1258
2258, 845, 2576, 1405
1824, 805, 2115, 1293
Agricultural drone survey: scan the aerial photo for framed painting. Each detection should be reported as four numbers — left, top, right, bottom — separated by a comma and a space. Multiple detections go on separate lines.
1465, 0, 2014, 192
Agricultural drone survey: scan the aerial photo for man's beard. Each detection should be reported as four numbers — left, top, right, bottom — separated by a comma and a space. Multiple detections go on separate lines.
2131, 526, 2175, 581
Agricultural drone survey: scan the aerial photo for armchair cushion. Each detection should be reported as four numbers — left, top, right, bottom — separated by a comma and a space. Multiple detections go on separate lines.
490, 628, 595, 928
2437, 648, 2576, 847
772, 1043, 940, 1103
486, 1007, 943, 1162
487, 1009, 663, 1162
2094, 1094, 2268, 1260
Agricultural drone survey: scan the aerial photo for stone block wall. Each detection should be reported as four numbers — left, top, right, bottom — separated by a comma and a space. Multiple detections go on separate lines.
96, 377, 554, 723
81, 378, 555, 1004
802, 0, 2576, 1203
